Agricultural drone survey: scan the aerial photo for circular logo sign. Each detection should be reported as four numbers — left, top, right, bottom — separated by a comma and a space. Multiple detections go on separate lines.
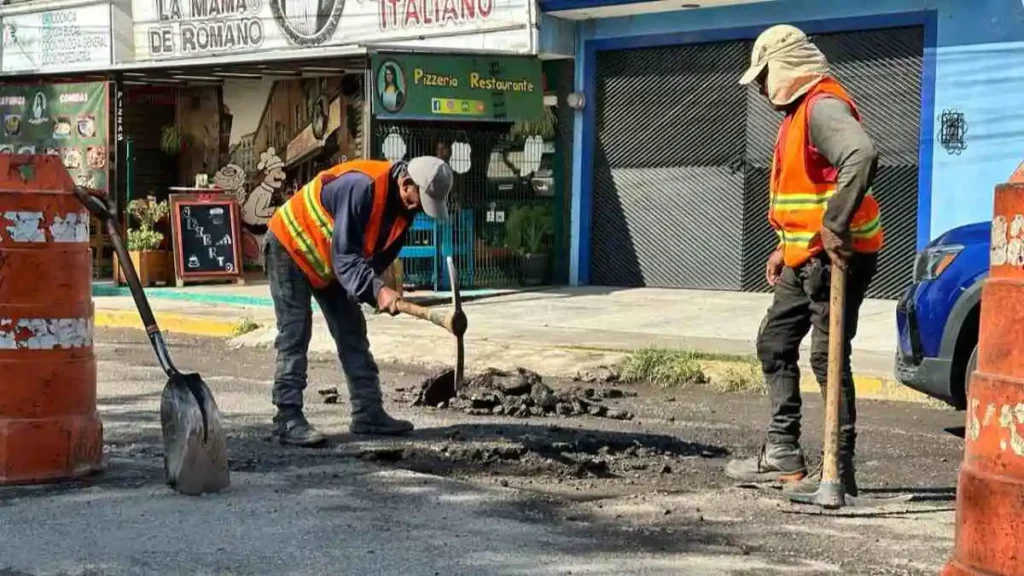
270, 0, 346, 47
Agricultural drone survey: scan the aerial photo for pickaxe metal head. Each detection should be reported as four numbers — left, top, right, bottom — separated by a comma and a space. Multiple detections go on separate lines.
445, 256, 466, 393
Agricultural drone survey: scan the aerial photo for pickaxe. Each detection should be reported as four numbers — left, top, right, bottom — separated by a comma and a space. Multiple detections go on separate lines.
785, 257, 913, 509
395, 256, 467, 392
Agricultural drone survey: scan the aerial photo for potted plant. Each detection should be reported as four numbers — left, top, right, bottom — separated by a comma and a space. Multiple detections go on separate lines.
116, 197, 172, 286
509, 106, 557, 141
506, 204, 554, 286
160, 125, 188, 156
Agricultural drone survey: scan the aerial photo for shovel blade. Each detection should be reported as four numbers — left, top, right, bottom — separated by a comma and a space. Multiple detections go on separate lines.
845, 493, 916, 507
160, 373, 231, 496
785, 489, 916, 509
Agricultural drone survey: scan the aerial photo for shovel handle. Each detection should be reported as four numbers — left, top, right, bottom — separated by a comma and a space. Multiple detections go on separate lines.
72, 186, 180, 377
395, 300, 459, 335
822, 258, 847, 488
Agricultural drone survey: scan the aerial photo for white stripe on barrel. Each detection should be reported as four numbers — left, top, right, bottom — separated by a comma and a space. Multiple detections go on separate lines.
0, 318, 94, 349
0, 211, 89, 243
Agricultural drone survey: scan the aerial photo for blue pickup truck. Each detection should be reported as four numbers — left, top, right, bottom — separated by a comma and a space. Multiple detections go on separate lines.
895, 222, 989, 410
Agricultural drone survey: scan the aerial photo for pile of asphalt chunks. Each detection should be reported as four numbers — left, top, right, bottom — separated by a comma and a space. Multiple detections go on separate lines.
414, 367, 636, 421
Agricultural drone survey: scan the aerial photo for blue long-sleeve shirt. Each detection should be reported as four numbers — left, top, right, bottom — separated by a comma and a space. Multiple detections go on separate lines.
320, 162, 410, 305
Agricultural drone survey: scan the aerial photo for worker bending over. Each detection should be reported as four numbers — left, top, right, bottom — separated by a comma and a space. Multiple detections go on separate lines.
265, 156, 454, 447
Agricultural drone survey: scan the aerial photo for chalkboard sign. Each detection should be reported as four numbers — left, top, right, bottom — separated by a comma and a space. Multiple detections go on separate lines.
169, 193, 244, 286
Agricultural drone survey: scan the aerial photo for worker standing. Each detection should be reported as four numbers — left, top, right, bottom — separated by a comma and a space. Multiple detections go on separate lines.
264, 156, 454, 447
724, 25, 884, 496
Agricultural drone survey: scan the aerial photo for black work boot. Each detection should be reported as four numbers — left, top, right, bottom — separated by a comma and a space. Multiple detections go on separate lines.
273, 408, 327, 447
782, 454, 858, 497
350, 406, 414, 436
724, 442, 807, 483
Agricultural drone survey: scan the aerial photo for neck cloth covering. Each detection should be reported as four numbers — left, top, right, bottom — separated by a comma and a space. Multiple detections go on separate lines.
739, 24, 831, 107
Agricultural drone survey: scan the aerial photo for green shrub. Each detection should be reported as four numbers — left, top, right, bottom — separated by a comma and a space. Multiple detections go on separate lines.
505, 204, 554, 255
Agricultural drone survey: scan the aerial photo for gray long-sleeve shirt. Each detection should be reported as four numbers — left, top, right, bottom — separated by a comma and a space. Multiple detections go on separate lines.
319, 162, 410, 306
807, 96, 880, 236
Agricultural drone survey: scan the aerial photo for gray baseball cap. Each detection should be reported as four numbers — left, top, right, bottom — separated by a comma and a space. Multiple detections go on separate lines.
407, 156, 454, 221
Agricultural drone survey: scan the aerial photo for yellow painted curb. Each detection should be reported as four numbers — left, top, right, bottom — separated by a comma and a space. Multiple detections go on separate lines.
94, 310, 240, 338
689, 357, 928, 405
798, 372, 932, 404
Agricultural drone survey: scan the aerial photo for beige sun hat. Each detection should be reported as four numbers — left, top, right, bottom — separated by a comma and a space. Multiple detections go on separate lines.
739, 24, 831, 107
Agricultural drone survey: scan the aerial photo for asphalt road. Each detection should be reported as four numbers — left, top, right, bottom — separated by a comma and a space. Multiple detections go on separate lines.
0, 329, 965, 575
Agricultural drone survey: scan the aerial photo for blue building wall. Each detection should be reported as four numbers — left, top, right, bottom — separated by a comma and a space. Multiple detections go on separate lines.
564, 0, 1024, 285
539, 12, 576, 57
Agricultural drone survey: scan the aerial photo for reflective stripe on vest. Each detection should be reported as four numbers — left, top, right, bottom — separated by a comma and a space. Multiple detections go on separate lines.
268, 160, 408, 289
770, 77, 885, 268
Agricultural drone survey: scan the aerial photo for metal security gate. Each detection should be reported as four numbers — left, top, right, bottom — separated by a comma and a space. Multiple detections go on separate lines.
373, 121, 551, 289
592, 41, 750, 290
593, 26, 924, 299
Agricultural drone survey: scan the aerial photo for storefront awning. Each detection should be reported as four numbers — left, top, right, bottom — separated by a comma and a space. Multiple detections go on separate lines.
0, 53, 367, 86
115, 54, 368, 87
112, 40, 536, 87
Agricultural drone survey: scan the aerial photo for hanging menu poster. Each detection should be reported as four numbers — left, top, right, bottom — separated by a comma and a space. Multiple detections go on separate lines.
170, 193, 244, 284
0, 82, 109, 193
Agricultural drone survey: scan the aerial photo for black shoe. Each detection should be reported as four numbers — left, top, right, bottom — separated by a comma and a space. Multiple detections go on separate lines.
782, 457, 858, 497
350, 408, 414, 436
273, 412, 327, 447
724, 442, 807, 483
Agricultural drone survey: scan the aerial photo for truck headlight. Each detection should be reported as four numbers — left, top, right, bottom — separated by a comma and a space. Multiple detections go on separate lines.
913, 244, 963, 282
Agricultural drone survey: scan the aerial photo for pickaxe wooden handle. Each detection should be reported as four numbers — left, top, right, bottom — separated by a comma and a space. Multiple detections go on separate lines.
394, 300, 467, 337
819, 257, 847, 507
393, 257, 466, 393
784, 256, 914, 508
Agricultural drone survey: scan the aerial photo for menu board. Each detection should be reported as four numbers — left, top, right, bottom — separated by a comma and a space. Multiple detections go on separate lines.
169, 193, 243, 285
0, 82, 109, 193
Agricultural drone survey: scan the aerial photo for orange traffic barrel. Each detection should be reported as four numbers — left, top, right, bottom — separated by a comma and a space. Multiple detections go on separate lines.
0, 154, 103, 484
943, 181, 1024, 576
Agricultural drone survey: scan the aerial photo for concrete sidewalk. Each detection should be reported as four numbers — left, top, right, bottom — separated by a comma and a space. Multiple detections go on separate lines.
92, 284, 917, 402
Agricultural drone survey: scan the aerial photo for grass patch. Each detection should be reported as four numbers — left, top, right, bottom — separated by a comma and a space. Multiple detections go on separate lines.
232, 317, 262, 337
621, 348, 766, 394
621, 349, 709, 387
708, 358, 767, 395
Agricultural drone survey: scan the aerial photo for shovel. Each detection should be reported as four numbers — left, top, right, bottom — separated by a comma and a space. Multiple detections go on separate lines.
74, 188, 231, 496
784, 257, 912, 509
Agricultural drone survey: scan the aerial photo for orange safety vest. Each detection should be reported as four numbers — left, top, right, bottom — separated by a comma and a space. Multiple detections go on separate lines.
267, 160, 410, 289
770, 77, 884, 268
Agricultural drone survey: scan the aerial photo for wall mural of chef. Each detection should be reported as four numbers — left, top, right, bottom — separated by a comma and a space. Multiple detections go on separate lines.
218, 75, 358, 269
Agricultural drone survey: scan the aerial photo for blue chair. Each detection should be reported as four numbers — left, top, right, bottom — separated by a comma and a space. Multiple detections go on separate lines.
398, 213, 437, 289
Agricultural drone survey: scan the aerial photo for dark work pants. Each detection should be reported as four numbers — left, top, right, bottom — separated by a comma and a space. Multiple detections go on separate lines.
264, 230, 382, 414
757, 252, 878, 458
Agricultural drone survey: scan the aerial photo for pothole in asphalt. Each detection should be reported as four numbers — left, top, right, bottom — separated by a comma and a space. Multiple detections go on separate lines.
303, 367, 732, 490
